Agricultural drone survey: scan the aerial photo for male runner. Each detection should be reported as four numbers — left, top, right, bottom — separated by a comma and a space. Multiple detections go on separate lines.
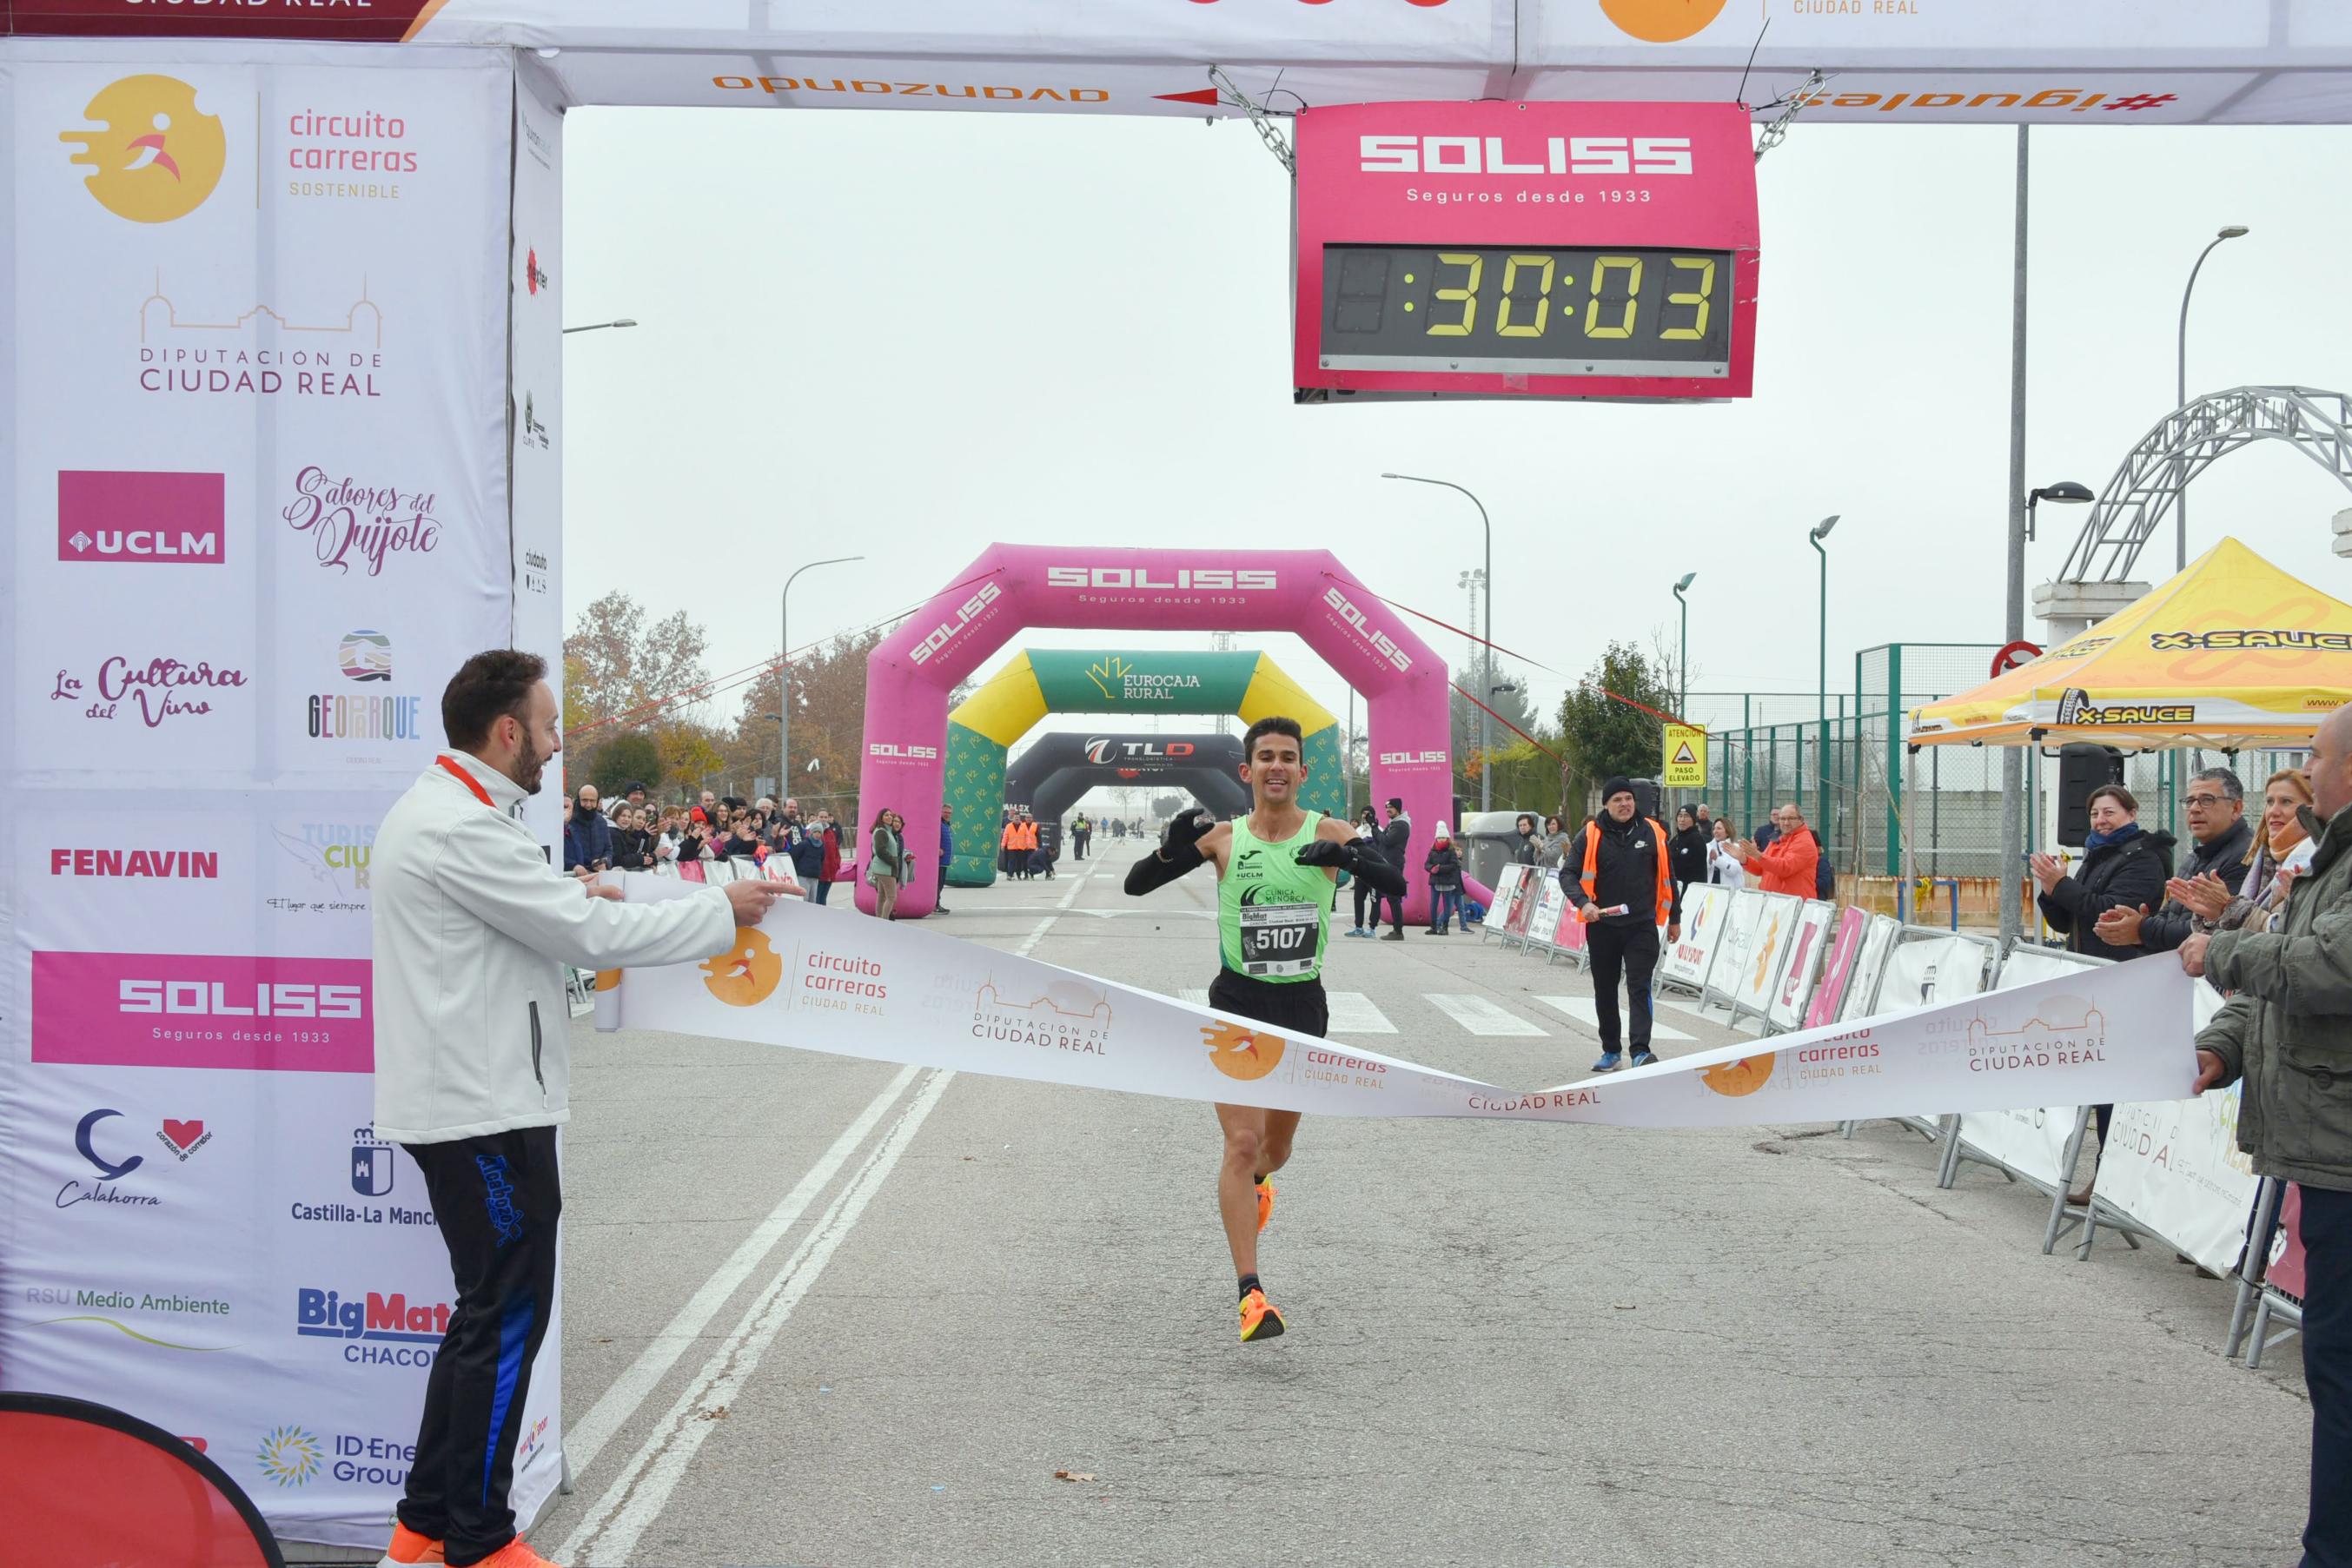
1123, 716, 1405, 1342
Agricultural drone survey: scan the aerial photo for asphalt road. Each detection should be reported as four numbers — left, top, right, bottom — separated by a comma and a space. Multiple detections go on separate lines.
534, 844, 2312, 1568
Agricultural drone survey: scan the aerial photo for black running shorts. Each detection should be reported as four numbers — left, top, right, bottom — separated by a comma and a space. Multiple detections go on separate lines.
1207, 968, 1329, 1040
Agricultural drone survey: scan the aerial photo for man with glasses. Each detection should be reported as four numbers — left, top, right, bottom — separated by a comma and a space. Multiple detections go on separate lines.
2097, 767, 2250, 955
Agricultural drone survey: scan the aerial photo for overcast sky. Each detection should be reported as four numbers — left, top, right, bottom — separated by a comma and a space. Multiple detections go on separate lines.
560, 108, 2352, 765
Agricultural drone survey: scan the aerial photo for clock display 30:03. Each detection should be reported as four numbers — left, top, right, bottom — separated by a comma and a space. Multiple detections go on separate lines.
1319, 243, 1733, 377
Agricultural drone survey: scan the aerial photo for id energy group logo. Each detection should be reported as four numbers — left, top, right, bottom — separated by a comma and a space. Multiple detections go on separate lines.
62, 76, 227, 223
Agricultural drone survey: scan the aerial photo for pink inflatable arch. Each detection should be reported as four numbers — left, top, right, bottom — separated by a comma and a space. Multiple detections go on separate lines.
853, 545, 1486, 923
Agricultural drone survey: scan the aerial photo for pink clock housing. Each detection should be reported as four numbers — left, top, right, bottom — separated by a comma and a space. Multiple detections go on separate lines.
1293, 101, 1759, 402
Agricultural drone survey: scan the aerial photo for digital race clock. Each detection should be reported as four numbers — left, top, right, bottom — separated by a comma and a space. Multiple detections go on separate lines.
1292, 101, 1759, 403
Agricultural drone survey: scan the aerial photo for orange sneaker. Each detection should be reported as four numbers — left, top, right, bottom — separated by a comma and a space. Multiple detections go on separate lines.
1256, 1177, 1276, 1234
377, 1523, 445, 1567
467, 1539, 564, 1568
1238, 1287, 1287, 1343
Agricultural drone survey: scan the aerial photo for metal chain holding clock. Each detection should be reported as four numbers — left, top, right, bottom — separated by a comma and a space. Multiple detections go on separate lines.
1209, 65, 1295, 176
1753, 69, 1831, 163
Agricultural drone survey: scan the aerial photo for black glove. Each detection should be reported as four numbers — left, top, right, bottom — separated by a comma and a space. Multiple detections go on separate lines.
1295, 838, 1355, 870
1160, 808, 1215, 857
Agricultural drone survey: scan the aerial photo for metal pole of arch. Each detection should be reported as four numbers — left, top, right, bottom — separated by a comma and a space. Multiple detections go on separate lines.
779, 556, 863, 794
2001, 125, 2030, 945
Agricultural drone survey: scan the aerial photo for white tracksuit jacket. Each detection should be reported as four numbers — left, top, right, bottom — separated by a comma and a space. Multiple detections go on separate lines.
371, 752, 734, 1144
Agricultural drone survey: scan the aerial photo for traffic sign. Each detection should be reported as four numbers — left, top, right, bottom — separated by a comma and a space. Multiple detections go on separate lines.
1662, 724, 1706, 786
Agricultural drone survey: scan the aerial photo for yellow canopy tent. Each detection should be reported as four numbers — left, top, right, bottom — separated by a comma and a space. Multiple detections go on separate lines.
1908, 537, 2350, 750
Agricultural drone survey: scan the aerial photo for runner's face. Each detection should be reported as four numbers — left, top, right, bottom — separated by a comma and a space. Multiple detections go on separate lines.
1248, 735, 1302, 804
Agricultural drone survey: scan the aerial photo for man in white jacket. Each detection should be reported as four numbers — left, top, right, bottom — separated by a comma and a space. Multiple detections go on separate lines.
372, 650, 788, 1568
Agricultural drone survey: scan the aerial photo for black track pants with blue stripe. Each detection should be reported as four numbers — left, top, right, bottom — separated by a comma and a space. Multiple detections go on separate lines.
398, 1126, 561, 1566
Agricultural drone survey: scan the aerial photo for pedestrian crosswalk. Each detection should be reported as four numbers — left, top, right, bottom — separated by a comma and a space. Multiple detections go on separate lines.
1170, 984, 1727, 1044
1531, 995, 1696, 1042
1423, 993, 1548, 1037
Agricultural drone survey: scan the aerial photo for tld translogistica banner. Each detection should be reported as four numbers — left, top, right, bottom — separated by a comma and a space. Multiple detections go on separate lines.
595, 874, 2200, 1128
0, 43, 560, 1549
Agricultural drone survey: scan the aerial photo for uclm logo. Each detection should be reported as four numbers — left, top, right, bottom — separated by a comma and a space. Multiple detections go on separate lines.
1358, 135, 1693, 176
57, 470, 225, 564
1045, 566, 1276, 592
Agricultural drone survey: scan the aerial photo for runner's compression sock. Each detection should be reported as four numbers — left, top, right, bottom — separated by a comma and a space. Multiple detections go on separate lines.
1238, 1273, 1262, 1302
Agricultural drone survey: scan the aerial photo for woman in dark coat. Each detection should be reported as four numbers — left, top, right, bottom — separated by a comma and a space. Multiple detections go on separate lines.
2030, 780, 2174, 1195
2032, 783, 2174, 962
1667, 805, 1710, 892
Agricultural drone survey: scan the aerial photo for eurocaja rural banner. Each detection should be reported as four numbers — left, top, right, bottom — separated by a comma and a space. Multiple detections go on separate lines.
0, 43, 557, 1548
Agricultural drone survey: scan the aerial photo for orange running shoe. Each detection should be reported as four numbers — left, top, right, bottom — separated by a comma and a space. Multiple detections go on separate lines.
1256, 1177, 1277, 1234
376, 1523, 445, 1567
1238, 1287, 1287, 1343
468, 1539, 565, 1568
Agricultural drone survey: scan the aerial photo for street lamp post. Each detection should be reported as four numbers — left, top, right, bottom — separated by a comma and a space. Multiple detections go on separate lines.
778, 556, 864, 793
1808, 517, 1839, 842
2176, 225, 2249, 570
561, 319, 639, 334
1383, 472, 1493, 810
1672, 572, 1696, 718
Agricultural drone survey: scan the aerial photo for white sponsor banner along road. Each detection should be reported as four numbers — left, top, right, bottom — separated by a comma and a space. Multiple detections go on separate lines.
597, 873, 2202, 1128
1660, 882, 1728, 992
2091, 982, 2259, 1277
0, 44, 534, 1551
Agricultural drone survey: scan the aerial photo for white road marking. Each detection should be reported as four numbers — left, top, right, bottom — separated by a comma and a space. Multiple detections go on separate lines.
560, 1068, 957, 1565
1425, 993, 1548, 1037
558, 1064, 921, 1479
1532, 996, 1695, 1042
1326, 990, 1397, 1035
1178, 987, 1209, 1009
1655, 995, 1720, 1026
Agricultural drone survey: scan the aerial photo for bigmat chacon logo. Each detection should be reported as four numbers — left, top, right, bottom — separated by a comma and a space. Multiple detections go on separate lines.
62, 75, 226, 223
295, 1286, 449, 1367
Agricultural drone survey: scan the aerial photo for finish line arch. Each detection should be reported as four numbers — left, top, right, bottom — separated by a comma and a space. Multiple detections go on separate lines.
1008, 733, 1253, 855
944, 648, 1342, 886
858, 546, 1465, 921
992, 733, 1250, 883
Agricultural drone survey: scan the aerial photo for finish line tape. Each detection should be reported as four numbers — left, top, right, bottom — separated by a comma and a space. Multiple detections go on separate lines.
593, 875, 2196, 1127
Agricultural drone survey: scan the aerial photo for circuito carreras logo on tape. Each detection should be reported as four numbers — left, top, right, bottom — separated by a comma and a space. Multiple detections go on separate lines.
1698, 1054, 1775, 1097
702, 929, 785, 1007
1599, 0, 1727, 43
62, 75, 226, 223
1203, 1019, 1285, 1082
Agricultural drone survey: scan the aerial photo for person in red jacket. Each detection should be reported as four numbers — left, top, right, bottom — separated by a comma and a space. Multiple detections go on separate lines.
1739, 802, 1820, 897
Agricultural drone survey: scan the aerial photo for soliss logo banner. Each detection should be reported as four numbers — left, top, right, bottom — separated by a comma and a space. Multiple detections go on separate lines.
593, 874, 2198, 1127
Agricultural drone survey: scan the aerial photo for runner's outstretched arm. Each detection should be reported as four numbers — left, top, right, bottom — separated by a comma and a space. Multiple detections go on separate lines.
1298, 834, 1405, 897
1125, 808, 1216, 896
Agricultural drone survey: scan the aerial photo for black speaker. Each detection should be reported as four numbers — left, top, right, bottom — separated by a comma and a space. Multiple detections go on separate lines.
1631, 777, 1663, 822
2055, 744, 2125, 847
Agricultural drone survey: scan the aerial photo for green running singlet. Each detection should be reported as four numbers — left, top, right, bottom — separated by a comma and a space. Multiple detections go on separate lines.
1218, 810, 1335, 984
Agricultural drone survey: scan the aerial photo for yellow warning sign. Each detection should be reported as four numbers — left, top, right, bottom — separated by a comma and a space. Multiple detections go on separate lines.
1662, 724, 1706, 787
